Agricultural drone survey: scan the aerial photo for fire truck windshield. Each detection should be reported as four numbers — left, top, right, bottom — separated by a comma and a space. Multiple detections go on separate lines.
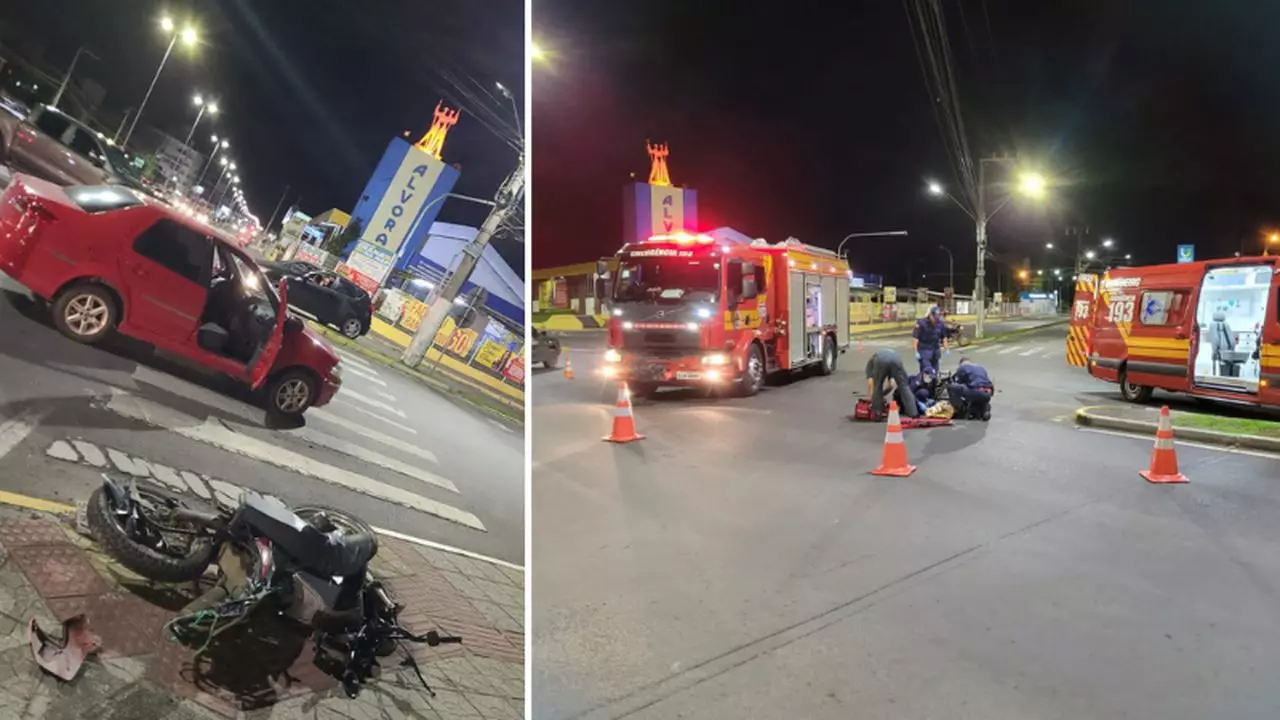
613, 256, 720, 303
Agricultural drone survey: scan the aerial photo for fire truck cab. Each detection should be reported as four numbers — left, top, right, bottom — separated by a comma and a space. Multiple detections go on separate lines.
1069, 256, 1280, 407
604, 229, 850, 397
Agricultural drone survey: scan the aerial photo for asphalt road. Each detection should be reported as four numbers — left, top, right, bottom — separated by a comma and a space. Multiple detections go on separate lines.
0, 277, 525, 564
532, 321, 1280, 719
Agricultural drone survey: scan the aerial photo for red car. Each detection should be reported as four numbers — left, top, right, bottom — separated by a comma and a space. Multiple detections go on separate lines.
0, 174, 342, 418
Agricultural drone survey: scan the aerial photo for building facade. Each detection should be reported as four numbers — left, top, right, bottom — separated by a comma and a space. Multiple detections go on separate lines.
152, 134, 205, 191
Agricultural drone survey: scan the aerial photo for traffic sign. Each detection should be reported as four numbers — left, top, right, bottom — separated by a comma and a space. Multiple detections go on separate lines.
1176, 245, 1194, 263
884, 286, 897, 303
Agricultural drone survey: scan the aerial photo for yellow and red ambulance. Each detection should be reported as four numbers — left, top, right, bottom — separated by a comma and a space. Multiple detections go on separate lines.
1069, 256, 1280, 406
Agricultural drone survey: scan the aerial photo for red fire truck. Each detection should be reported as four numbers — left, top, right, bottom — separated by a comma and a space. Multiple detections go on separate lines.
603, 229, 851, 397
1068, 256, 1280, 406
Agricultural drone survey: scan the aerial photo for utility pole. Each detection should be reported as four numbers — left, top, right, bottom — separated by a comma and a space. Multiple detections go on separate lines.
401, 153, 525, 367
974, 159, 989, 338
264, 185, 290, 232
51, 47, 97, 109
938, 245, 954, 292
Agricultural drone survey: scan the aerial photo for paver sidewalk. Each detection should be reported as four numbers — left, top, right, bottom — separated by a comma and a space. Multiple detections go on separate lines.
0, 505, 524, 719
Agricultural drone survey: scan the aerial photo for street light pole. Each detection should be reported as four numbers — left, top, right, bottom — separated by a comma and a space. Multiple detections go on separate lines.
836, 230, 908, 260
122, 34, 176, 149
401, 153, 525, 367
51, 47, 98, 109
183, 97, 215, 148
938, 245, 954, 291
197, 139, 227, 186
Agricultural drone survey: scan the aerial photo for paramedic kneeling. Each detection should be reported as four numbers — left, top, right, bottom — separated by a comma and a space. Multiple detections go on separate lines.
866, 349, 919, 418
948, 357, 994, 420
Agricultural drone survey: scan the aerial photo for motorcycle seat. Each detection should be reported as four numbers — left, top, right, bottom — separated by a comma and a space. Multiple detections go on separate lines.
238, 493, 378, 577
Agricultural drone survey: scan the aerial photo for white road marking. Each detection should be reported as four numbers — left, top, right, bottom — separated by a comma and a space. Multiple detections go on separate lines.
306, 409, 437, 463
148, 462, 188, 493
341, 390, 407, 418
997, 344, 1024, 355
333, 399, 420, 434
0, 409, 47, 461
131, 365, 263, 425
107, 448, 147, 477
488, 419, 514, 434
1077, 426, 1280, 460
72, 441, 107, 468
335, 349, 375, 370
46, 440, 79, 462
370, 525, 522, 571
181, 470, 212, 499
1019, 346, 1043, 357
374, 389, 397, 402
342, 363, 387, 386
100, 391, 483, 530
287, 426, 457, 493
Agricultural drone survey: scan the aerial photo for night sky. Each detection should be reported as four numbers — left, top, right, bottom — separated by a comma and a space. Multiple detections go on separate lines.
5, 0, 524, 275
533, 0, 1280, 291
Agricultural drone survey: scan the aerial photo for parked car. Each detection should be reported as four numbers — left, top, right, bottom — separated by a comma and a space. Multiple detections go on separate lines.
0, 104, 139, 188
261, 261, 373, 339
531, 328, 561, 368
0, 94, 28, 120
0, 174, 343, 419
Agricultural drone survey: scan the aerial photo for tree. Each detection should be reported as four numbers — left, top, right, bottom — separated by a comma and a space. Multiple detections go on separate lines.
325, 217, 361, 256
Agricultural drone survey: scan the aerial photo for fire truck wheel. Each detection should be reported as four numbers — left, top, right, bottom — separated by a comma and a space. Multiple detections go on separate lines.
1118, 371, 1154, 403
631, 382, 658, 399
818, 336, 837, 376
740, 344, 765, 396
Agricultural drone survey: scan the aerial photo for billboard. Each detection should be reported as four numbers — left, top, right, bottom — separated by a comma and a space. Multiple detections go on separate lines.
622, 182, 698, 246
347, 137, 461, 283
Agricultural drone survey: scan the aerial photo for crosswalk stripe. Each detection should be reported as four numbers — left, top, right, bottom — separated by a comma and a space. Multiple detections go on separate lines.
305, 410, 438, 464
335, 349, 375, 370
99, 391, 484, 531
375, 389, 396, 402
286, 426, 457, 493
997, 344, 1023, 355
333, 399, 419, 433
343, 364, 387, 386
1019, 346, 1042, 357
341, 389, 406, 418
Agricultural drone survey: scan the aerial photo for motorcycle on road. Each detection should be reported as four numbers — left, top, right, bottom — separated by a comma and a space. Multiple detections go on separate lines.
86, 475, 460, 699
946, 322, 970, 347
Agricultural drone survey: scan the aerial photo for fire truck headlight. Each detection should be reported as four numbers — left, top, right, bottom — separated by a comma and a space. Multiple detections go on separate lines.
623, 321, 634, 330
685, 322, 699, 332
612, 308, 623, 317
695, 307, 712, 319
702, 353, 729, 366
705, 369, 723, 382
604, 349, 622, 363
601, 365, 617, 379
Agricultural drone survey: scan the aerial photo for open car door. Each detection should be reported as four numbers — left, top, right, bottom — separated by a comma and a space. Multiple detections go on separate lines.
1067, 273, 1098, 367
249, 279, 289, 391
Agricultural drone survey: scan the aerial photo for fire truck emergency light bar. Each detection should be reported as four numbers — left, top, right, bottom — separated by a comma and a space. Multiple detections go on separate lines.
645, 232, 716, 244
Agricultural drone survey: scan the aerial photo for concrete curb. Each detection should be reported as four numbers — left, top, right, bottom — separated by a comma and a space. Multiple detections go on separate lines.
306, 322, 524, 427
1074, 406, 1280, 453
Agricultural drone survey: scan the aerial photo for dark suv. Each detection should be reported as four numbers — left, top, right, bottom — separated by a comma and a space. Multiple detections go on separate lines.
262, 261, 372, 338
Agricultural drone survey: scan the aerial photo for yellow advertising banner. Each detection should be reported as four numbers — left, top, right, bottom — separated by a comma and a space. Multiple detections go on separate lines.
358, 146, 447, 256
650, 185, 684, 236
473, 340, 508, 370
400, 298, 428, 332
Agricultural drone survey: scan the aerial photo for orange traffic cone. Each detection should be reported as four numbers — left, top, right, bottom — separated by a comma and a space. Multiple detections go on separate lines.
603, 382, 645, 443
1140, 406, 1188, 484
563, 348, 575, 380
858, 337, 865, 353
871, 401, 916, 477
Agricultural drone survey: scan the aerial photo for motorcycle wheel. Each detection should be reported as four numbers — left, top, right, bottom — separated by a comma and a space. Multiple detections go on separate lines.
87, 484, 219, 583
293, 506, 376, 539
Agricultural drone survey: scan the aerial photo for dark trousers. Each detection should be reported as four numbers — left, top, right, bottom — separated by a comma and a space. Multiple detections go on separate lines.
873, 364, 919, 418
919, 346, 941, 373
948, 384, 992, 416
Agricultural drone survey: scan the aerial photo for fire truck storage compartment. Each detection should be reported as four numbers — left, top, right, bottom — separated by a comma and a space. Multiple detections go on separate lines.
1192, 264, 1273, 392
788, 270, 841, 365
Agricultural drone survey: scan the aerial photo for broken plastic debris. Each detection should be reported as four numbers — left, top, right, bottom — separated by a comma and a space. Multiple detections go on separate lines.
29, 614, 101, 681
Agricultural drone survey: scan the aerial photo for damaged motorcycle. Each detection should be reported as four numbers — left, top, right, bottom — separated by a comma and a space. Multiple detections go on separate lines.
86, 474, 461, 698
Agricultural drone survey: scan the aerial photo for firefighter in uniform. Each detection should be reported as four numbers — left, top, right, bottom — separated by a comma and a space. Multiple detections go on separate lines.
912, 306, 949, 373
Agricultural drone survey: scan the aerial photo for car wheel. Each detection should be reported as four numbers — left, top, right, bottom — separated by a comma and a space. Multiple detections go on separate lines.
544, 352, 559, 369
740, 344, 766, 396
819, 335, 836, 376
266, 369, 317, 418
52, 283, 116, 344
1118, 370, 1154, 403
340, 317, 363, 339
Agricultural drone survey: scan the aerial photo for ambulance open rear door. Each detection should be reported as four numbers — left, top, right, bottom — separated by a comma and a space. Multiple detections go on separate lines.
1068, 273, 1098, 367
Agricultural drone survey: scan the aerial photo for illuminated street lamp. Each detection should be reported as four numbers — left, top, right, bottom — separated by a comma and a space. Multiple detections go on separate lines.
1085, 250, 1097, 260
924, 158, 1051, 338
183, 94, 217, 149
1101, 237, 1115, 248
123, 16, 199, 148
1045, 242, 1054, 249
